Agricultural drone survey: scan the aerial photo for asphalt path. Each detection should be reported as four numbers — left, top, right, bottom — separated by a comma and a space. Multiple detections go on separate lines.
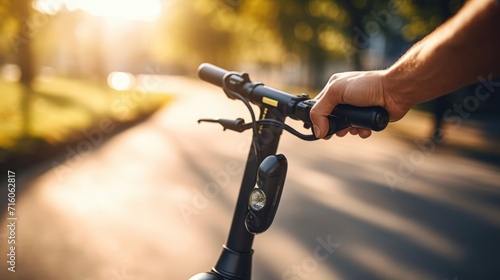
1, 77, 499, 280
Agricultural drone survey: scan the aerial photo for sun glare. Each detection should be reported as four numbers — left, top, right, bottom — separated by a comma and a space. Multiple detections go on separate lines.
34, 0, 162, 22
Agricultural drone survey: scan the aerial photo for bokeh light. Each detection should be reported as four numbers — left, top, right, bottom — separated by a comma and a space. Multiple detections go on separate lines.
107, 71, 135, 91
0, 64, 21, 82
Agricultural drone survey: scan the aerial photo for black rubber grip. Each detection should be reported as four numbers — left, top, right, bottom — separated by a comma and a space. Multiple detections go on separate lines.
197, 63, 227, 87
197, 63, 389, 132
332, 104, 389, 131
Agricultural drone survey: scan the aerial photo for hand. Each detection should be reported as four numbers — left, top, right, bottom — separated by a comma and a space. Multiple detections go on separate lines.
310, 70, 411, 139
310, 0, 500, 140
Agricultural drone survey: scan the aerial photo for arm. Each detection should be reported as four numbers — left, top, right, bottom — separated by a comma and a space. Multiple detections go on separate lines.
310, 0, 500, 139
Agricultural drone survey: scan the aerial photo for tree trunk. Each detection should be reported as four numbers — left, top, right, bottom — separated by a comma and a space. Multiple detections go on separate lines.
14, 0, 35, 87
13, 0, 35, 140
308, 46, 326, 90
343, 0, 366, 71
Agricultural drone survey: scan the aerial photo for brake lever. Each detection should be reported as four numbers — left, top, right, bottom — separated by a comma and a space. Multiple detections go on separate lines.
198, 118, 248, 132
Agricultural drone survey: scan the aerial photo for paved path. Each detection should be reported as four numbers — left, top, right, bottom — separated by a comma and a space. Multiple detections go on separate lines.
1, 77, 499, 280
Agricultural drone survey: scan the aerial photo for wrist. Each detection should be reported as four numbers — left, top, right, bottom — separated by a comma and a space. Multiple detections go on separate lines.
380, 66, 416, 121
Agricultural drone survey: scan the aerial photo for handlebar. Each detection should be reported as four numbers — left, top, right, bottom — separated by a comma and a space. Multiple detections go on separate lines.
198, 63, 389, 137
198, 63, 226, 88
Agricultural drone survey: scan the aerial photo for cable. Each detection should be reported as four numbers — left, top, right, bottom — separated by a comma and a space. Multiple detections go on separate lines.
238, 119, 317, 141
220, 72, 318, 155
222, 73, 261, 160
255, 120, 317, 141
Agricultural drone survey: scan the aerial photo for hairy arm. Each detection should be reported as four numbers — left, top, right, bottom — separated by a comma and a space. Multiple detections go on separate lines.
310, 0, 500, 139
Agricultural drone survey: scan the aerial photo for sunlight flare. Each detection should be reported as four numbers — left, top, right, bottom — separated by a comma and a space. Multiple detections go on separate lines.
34, 0, 162, 22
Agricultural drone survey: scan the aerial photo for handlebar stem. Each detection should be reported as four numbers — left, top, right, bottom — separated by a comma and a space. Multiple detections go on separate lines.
208, 106, 285, 280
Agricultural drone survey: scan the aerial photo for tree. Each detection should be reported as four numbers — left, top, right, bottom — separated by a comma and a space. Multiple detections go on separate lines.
12, 0, 35, 87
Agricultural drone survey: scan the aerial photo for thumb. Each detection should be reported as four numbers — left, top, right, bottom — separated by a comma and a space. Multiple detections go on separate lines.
310, 91, 339, 139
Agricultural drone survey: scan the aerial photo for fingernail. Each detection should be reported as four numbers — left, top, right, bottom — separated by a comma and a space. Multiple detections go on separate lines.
313, 125, 321, 138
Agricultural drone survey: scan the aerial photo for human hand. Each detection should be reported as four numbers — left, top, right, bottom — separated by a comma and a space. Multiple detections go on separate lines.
310, 70, 411, 139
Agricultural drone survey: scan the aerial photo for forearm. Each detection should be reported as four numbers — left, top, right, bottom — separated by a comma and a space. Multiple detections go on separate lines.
310, 0, 500, 139
384, 0, 500, 108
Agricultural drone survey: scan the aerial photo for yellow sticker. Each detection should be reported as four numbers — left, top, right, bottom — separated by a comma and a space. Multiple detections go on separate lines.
262, 97, 278, 107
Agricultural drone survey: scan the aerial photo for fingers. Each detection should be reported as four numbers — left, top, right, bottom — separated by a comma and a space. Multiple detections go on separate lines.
310, 91, 375, 139
333, 128, 372, 139
336, 128, 349, 137
358, 129, 372, 138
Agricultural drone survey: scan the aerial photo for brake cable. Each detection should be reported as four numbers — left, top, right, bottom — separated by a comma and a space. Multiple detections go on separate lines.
198, 117, 318, 141
221, 72, 262, 159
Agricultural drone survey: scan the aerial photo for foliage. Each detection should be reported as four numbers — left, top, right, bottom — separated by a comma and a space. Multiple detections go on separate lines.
149, 0, 465, 86
0, 0, 466, 83
0, 77, 172, 152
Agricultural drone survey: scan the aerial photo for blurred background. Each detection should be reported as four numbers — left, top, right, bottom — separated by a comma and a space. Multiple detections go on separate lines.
0, 0, 499, 279
1, 0, 500, 163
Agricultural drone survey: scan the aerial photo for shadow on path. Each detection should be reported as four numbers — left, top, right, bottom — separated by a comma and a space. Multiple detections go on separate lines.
1, 77, 499, 280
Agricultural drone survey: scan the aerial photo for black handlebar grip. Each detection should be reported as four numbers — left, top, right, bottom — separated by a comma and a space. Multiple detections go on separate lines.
332, 104, 389, 131
197, 63, 228, 88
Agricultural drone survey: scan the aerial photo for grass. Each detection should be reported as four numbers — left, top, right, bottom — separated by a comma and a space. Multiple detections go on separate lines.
0, 77, 173, 154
